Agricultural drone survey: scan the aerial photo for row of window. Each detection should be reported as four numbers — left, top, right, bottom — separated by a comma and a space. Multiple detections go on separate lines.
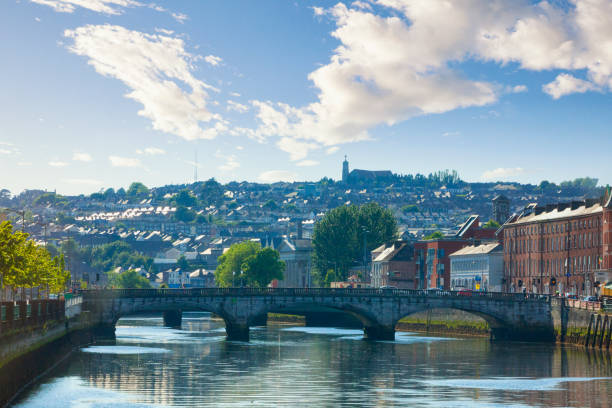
506, 232, 601, 254
506, 255, 601, 278
505, 217, 600, 238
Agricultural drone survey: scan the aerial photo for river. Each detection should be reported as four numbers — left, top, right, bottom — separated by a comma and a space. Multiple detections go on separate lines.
11, 313, 612, 407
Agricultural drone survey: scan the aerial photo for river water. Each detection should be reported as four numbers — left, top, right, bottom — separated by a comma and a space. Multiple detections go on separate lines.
11, 313, 612, 407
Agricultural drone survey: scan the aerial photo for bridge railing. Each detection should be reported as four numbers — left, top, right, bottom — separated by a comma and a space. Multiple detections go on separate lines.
81, 288, 550, 302
0, 299, 65, 338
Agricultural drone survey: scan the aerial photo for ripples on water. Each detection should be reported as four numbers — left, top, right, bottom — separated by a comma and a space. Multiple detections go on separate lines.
11, 312, 612, 407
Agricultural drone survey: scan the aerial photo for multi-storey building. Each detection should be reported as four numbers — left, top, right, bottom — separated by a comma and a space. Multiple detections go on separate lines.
501, 193, 612, 296
414, 215, 497, 289
370, 241, 416, 289
449, 242, 504, 292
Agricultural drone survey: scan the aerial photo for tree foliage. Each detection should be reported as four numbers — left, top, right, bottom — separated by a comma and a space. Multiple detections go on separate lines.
0, 221, 69, 293
424, 231, 445, 240
215, 241, 284, 287
312, 203, 398, 283
482, 220, 501, 229
126, 182, 149, 200
107, 269, 152, 289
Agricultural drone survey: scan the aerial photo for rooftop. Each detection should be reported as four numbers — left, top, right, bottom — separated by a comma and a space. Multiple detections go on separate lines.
449, 242, 502, 257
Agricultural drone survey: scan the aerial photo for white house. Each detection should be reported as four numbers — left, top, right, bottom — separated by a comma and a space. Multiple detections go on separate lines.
449, 242, 503, 292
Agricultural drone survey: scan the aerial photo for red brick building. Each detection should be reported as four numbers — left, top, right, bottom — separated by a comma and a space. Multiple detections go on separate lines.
501, 193, 612, 296
370, 241, 417, 288
414, 215, 497, 290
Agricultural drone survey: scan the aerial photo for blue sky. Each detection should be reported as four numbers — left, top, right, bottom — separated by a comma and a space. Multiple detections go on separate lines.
1, 0, 611, 195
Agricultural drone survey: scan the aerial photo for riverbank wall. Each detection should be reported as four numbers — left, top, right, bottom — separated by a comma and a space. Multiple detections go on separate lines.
552, 298, 611, 350
0, 304, 97, 407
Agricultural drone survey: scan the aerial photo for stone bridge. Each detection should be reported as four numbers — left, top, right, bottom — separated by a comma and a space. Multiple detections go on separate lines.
82, 288, 556, 342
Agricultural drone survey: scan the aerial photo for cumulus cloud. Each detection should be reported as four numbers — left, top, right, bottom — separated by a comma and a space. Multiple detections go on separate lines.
543, 73, 598, 99
204, 55, 223, 66
49, 161, 69, 167
326, 146, 340, 155
109, 155, 142, 167
73, 152, 93, 162
227, 100, 249, 113
136, 147, 166, 155
482, 167, 525, 181
258, 170, 297, 183
65, 25, 224, 141
215, 150, 240, 172
250, 0, 612, 160
30, 0, 141, 15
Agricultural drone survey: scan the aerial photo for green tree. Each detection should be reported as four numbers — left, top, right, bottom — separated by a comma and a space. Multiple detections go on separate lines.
0, 221, 69, 295
215, 241, 284, 287
424, 231, 444, 240
175, 206, 196, 222
108, 269, 152, 289
241, 247, 285, 287
312, 203, 397, 283
126, 182, 149, 200
401, 204, 419, 214
482, 220, 501, 229
175, 189, 198, 207
176, 255, 190, 270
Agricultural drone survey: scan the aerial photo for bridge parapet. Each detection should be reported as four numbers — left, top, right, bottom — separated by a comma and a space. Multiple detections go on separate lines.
81, 289, 554, 342
81, 288, 551, 302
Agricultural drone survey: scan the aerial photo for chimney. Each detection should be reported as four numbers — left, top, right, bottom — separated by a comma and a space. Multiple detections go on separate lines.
297, 220, 303, 240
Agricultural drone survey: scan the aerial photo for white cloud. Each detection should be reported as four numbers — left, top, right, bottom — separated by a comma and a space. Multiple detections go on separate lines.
215, 150, 240, 172
543, 73, 598, 99
351, 1, 372, 11
258, 170, 297, 183
73, 152, 93, 162
236, 145, 244, 150
510, 85, 528, 93
62, 178, 103, 185
230, 92, 241, 97
136, 147, 166, 155
109, 155, 142, 167
204, 55, 223, 66
276, 137, 319, 161
35, 17, 41, 22
30, 0, 141, 15
65, 25, 224, 141
326, 146, 340, 155
251, 0, 612, 160
482, 167, 525, 181
296, 160, 319, 167
171, 12, 188, 23
0, 149, 11, 155
17, 162, 32, 166
49, 161, 69, 167
227, 100, 249, 113
312, 6, 325, 16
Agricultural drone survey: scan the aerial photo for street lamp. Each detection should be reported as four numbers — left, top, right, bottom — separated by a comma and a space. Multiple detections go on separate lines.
361, 227, 369, 281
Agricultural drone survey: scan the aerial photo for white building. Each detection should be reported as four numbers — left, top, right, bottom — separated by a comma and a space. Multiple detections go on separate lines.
449, 243, 503, 292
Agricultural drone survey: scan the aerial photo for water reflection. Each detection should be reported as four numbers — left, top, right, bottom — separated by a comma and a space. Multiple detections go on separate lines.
12, 313, 612, 408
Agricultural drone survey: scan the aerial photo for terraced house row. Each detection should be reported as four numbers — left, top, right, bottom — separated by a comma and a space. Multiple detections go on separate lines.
501, 190, 612, 296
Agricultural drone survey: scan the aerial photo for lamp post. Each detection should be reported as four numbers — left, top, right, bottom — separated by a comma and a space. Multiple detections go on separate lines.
361, 227, 369, 281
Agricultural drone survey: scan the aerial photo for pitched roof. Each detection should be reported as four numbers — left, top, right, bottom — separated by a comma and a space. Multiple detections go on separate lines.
449, 242, 502, 256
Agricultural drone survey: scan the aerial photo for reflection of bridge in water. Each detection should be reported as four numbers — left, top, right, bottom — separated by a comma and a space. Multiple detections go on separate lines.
83, 288, 556, 341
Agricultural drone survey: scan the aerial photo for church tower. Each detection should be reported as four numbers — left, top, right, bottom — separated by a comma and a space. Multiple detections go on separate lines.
342, 155, 349, 183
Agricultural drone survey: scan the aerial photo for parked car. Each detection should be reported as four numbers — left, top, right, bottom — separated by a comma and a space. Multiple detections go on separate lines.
458, 289, 473, 296
566, 294, 579, 300
583, 296, 598, 302
380, 286, 398, 290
